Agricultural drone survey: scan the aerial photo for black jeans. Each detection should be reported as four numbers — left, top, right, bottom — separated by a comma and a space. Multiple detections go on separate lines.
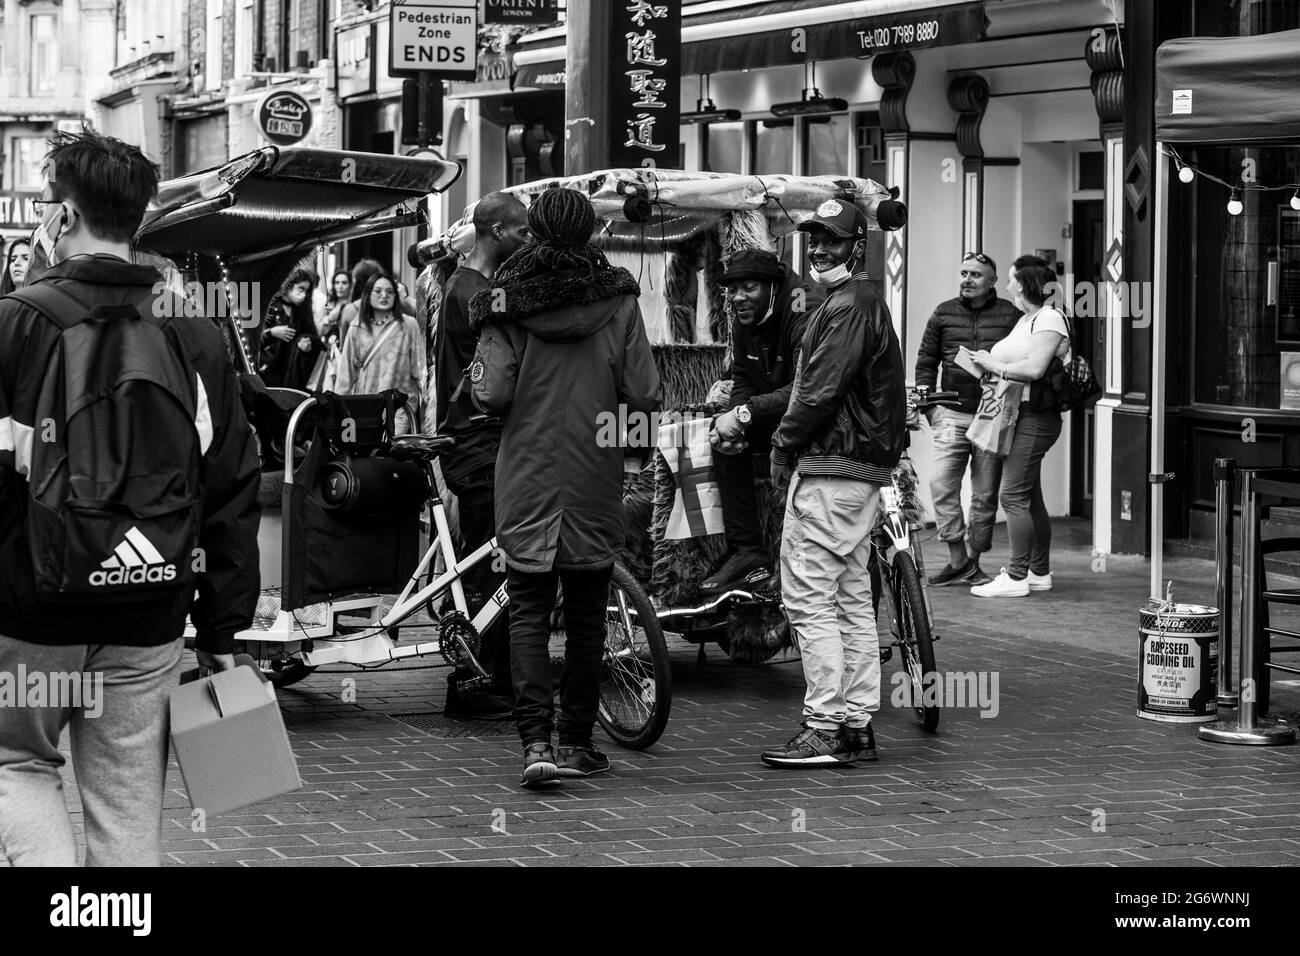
507, 565, 614, 747
713, 422, 775, 553
449, 469, 511, 697
999, 409, 1062, 580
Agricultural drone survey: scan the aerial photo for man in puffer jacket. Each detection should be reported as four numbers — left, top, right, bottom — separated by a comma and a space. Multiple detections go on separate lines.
470, 187, 660, 788
913, 252, 1019, 586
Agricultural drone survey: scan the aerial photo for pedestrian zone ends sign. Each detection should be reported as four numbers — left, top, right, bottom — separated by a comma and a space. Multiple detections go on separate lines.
390, 0, 478, 78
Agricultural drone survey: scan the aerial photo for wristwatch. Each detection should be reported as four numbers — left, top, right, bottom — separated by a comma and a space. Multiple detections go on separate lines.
735, 404, 752, 427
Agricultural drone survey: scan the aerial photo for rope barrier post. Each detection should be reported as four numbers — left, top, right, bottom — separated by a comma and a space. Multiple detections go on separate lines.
1200, 468, 1296, 745
1214, 458, 1237, 707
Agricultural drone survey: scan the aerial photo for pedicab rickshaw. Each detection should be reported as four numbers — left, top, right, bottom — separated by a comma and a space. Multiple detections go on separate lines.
137, 145, 674, 750
448, 168, 948, 730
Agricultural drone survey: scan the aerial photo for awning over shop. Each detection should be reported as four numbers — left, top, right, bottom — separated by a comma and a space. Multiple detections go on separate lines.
515, 0, 986, 90
1155, 28, 1300, 144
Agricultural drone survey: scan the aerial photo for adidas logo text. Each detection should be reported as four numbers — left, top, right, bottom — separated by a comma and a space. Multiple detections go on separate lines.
89, 526, 178, 588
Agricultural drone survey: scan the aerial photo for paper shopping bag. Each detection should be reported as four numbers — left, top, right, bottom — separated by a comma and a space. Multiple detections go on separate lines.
966, 376, 1024, 457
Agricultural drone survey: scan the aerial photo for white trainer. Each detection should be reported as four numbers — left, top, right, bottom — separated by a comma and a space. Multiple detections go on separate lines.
1027, 571, 1053, 591
971, 568, 1030, 598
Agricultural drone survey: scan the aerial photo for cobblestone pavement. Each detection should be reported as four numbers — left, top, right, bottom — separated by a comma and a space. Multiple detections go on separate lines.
59, 522, 1300, 866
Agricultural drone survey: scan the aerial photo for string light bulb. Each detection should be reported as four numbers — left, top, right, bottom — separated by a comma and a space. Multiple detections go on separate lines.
1226, 189, 1243, 216
1177, 162, 1194, 184
1291, 189, 1300, 211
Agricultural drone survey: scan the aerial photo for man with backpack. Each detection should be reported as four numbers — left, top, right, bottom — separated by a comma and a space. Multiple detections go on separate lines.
0, 130, 261, 865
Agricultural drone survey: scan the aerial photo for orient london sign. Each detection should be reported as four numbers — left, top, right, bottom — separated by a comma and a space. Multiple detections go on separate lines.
257, 90, 313, 145
389, 0, 477, 79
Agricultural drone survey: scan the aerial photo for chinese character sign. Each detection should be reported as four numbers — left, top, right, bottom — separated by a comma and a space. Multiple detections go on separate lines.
610, 0, 681, 169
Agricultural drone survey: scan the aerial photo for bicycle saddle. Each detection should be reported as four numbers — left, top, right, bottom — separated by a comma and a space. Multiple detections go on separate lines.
390, 435, 456, 462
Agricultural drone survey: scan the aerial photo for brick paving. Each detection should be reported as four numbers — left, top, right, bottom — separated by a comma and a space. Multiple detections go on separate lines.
57, 521, 1300, 866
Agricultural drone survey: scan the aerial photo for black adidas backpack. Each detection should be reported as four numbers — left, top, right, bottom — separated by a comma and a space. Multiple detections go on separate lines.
6, 283, 204, 603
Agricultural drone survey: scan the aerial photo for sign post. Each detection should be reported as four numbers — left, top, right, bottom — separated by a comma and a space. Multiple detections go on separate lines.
389, 0, 477, 148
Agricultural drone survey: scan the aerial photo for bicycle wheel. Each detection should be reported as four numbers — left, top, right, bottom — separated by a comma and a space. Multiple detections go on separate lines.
892, 550, 939, 732
597, 562, 672, 750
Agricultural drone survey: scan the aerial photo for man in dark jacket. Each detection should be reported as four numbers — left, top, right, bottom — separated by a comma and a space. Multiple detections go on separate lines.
762, 199, 905, 769
434, 191, 530, 719
914, 252, 1019, 586
0, 131, 260, 865
470, 187, 660, 788
702, 249, 808, 593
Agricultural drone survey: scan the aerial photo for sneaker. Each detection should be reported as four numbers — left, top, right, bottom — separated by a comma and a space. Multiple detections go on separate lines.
701, 549, 772, 592
556, 744, 611, 777
520, 742, 559, 788
1027, 571, 1053, 591
845, 723, 878, 763
970, 568, 1030, 598
760, 724, 853, 767
959, 562, 992, 586
928, 560, 974, 586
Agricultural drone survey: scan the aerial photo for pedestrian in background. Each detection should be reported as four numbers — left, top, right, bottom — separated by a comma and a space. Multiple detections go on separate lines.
433, 191, 531, 721
259, 267, 323, 391
0, 237, 31, 295
470, 186, 660, 787
320, 268, 352, 339
968, 254, 1069, 598
335, 273, 424, 433
337, 257, 384, 345
914, 252, 1020, 587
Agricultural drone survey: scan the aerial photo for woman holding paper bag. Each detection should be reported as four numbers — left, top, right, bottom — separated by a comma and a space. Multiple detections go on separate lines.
966, 256, 1069, 598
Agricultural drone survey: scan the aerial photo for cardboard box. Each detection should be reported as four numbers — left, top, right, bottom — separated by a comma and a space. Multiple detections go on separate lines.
170, 662, 301, 817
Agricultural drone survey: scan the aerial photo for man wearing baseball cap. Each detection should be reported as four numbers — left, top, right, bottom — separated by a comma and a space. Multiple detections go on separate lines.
761, 198, 906, 768
703, 249, 810, 593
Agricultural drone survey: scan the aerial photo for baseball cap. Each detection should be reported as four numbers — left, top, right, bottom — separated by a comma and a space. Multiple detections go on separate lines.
797, 198, 870, 240
720, 248, 787, 284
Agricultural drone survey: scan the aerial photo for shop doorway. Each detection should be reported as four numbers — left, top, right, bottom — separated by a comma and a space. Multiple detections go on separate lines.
1070, 197, 1104, 518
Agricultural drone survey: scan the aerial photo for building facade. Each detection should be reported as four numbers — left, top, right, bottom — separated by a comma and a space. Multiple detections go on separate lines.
0, 0, 116, 250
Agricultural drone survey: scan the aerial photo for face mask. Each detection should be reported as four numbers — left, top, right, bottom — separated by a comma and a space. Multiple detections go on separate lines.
808, 245, 862, 287
32, 205, 65, 268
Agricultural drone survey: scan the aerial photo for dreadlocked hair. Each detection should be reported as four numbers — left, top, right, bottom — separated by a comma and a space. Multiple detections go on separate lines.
493, 186, 612, 284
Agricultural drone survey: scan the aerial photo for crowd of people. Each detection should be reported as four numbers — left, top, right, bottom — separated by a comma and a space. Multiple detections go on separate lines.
0, 128, 1083, 865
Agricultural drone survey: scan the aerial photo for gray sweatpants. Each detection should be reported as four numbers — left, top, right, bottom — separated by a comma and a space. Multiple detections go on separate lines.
0, 636, 183, 866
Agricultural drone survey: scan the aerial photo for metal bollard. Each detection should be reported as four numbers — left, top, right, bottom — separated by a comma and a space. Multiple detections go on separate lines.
1213, 458, 1237, 707
1200, 468, 1296, 745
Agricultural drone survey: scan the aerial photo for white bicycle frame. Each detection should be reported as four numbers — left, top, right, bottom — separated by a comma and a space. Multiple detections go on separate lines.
232, 397, 512, 670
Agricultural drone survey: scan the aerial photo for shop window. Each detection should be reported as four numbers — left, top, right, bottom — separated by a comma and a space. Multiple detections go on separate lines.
30, 14, 58, 95
704, 122, 743, 174
752, 120, 793, 176
205, 0, 224, 93
803, 114, 851, 178
1191, 145, 1300, 409
13, 138, 46, 190
234, 0, 255, 79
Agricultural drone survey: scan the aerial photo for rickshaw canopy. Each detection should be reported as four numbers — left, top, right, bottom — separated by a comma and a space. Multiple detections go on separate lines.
135, 146, 461, 270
